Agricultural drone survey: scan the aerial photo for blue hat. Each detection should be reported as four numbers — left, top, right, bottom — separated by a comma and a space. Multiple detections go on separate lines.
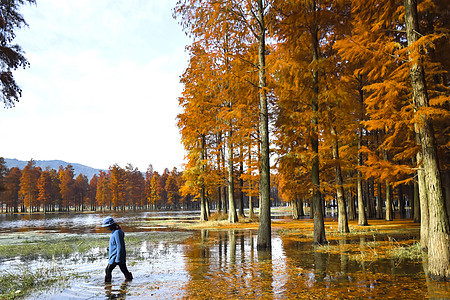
101, 217, 116, 227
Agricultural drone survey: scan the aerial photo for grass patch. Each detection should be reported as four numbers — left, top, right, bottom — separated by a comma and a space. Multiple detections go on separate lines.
208, 213, 228, 221
0, 231, 192, 261
389, 242, 423, 263
0, 236, 108, 260
0, 266, 71, 300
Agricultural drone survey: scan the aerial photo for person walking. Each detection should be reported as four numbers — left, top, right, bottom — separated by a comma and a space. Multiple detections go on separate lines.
101, 217, 133, 283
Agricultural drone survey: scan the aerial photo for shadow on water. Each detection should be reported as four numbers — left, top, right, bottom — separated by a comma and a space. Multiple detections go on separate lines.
0, 213, 449, 299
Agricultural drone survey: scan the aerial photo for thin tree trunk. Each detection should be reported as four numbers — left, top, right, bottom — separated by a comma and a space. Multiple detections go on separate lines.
348, 187, 356, 221
221, 142, 228, 214
200, 134, 208, 221
383, 148, 393, 221
331, 126, 349, 233
399, 185, 406, 218
405, 0, 449, 279
357, 75, 368, 226
248, 146, 254, 219
367, 179, 376, 218
227, 128, 238, 223
238, 146, 245, 218
375, 131, 384, 219
249, 193, 254, 219
217, 133, 223, 214
413, 168, 421, 223
256, 0, 271, 251
444, 171, 450, 224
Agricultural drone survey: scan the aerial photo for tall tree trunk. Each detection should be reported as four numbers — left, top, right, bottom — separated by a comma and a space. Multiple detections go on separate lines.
405, 0, 449, 279
227, 128, 238, 223
292, 198, 304, 219
383, 148, 393, 221
375, 132, 384, 219
310, 0, 326, 245
200, 186, 207, 221
256, 0, 271, 251
357, 139, 368, 225
331, 126, 349, 233
357, 75, 368, 226
367, 180, 376, 218
292, 200, 298, 219
238, 146, 245, 218
348, 187, 356, 221
399, 185, 406, 218
221, 142, 228, 214
444, 171, 450, 224
248, 147, 255, 219
249, 193, 254, 219
217, 133, 223, 214
413, 165, 421, 223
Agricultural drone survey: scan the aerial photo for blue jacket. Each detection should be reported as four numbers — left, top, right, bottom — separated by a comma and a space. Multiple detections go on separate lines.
108, 228, 126, 264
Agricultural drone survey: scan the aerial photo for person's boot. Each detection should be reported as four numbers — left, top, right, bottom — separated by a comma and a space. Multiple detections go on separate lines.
125, 272, 133, 281
105, 275, 112, 283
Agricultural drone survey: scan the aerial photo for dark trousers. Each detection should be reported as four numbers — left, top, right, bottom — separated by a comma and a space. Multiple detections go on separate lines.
105, 262, 132, 281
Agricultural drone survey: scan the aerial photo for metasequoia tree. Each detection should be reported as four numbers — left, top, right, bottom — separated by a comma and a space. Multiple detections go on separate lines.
403, 0, 449, 280
274, 0, 346, 244
157, 169, 170, 208
96, 170, 112, 210
4, 167, 21, 212
145, 165, 154, 210
175, 1, 274, 244
334, 0, 413, 224
88, 174, 98, 211
110, 164, 127, 210
37, 169, 53, 213
334, 0, 448, 279
59, 165, 75, 211
175, 1, 261, 225
254, 0, 272, 250
149, 172, 159, 209
74, 173, 89, 211
177, 42, 224, 221
125, 164, 145, 211
19, 159, 41, 213
166, 168, 182, 209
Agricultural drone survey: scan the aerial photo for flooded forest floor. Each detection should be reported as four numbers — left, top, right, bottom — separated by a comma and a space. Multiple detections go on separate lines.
0, 210, 449, 299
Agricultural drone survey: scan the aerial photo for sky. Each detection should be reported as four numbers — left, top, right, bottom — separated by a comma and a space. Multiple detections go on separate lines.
0, 0, 190, 173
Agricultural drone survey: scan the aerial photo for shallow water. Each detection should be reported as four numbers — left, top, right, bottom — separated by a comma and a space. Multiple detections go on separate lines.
0, 212, 449, 299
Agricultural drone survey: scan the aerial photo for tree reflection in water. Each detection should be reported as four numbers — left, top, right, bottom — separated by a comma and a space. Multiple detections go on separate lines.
1, 213, 450, 298
181, 229, 445, 299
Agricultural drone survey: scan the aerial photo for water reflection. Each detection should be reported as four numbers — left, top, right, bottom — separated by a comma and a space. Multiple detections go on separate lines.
104, 282, 128, 299
0, 213, 449, 299
0, 211, 201, 234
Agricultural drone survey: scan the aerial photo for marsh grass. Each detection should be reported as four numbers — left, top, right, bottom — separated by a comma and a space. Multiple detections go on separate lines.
0, 231, 192, 298
0, 266, 69, 300
314, 237, 423, 267
389, 242, 423, 263
0, 236, 108, 260
0, 231, 192, 261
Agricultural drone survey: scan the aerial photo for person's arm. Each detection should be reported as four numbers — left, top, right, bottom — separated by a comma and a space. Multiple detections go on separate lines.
115, 231, 125, 263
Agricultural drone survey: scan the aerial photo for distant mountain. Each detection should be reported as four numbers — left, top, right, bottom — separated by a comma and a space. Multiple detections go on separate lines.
3, 158, 103, 180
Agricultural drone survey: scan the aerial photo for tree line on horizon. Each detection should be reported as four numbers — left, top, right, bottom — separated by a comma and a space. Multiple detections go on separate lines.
0, 157, 286, 214
0, 158, 193, 213
173, 0, 449, 279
